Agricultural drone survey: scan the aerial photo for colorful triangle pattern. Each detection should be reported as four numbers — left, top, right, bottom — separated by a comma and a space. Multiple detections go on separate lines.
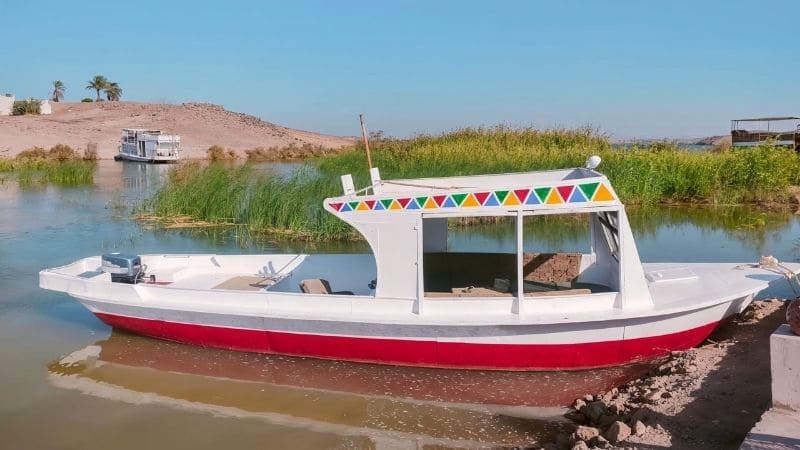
334, 181, 616, 212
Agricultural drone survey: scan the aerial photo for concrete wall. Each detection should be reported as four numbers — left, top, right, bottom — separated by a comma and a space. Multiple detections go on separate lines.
0, 94, 14, 116
771, 324, 800, 411
40, 99, 51, 115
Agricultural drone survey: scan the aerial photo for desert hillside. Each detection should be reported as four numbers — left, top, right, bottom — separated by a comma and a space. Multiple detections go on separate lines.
0, 102, 355, 159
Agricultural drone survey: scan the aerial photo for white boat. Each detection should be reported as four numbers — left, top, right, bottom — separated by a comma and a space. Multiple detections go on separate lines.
39, 158, 799, 370
115, 128, 180, 163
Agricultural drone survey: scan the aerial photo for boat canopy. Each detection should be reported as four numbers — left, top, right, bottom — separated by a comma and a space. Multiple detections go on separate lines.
324, 165, 652, 312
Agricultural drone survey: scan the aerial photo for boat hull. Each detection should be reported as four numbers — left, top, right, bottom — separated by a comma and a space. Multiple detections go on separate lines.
85, 296, 746, 371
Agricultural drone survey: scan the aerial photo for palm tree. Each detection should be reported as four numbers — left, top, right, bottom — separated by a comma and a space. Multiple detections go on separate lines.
86, 75, 109, 101
51, 80, 65, 102
104, 82, 122, 101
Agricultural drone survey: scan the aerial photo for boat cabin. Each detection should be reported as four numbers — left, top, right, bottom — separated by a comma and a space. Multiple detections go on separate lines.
324, 162, 653, 313
118, 128, 181, 162
731, 117, 800, 151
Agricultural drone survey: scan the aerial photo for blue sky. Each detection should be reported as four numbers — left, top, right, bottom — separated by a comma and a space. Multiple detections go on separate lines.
1, 1, 798, 139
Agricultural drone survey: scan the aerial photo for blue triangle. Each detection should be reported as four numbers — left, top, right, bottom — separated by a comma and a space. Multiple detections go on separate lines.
484, 193, 500, 206
568, 188, 588, 203
442, 196, 457, 208
373, 201, 385, 210
406, 199, 420, 210
525, 191, 541, 204
340, 203, 353, 212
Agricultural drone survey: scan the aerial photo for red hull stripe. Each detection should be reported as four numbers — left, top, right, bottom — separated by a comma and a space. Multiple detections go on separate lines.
94, 313, 720, 371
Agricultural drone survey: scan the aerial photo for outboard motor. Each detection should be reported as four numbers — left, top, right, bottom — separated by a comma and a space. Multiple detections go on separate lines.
101, 253, 143, 284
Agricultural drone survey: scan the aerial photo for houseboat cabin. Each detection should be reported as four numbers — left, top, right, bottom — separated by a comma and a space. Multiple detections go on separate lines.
116, 128, 181, 163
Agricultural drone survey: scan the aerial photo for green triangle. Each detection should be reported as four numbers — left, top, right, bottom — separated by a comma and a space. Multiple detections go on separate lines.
451, 193, 468, 206
348, 201, 360, 210
534, 187, 551, 202
416, 196, 429, 207
380, 199, 393, 209
495, 190, 510, 203
579, 182, 599, 200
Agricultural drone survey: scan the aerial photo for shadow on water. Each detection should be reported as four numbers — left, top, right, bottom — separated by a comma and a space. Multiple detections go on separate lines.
48, 331, 652, 448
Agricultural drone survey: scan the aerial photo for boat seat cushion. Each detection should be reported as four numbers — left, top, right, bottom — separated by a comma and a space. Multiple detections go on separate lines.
299, 278, 354, 295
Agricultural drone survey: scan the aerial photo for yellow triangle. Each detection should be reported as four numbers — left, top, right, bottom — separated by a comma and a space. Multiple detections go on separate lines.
593, 184, 615, 201
503, 192, 521, 206
545, 189, 563, 204
356, 201, 370, 211
462, 193, 480, 207
389, 199, 403, 210
423, 197, 438, 209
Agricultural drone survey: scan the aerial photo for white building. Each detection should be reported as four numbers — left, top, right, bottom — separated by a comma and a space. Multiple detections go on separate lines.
0, 94, 14, 116
39, 99, 52, 115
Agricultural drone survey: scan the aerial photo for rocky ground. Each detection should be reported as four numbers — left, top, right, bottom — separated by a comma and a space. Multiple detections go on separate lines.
530, 299, 788, 450
0, 101, 355, 159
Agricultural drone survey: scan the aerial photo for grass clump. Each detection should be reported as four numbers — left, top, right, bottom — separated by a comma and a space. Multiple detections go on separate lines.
0, 144, 96, 185
143, 127, 800, 240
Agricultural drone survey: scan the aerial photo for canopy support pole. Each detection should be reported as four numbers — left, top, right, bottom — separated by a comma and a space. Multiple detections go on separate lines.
513, 209, 524, 315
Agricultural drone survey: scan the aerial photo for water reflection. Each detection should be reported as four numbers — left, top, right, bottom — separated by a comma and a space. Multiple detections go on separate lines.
48, 332, 652, 448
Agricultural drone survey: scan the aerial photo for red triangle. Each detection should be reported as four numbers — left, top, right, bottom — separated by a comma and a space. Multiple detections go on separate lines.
556, 185, 574, 201
397, 198, 411, 208
329, 202, 342, 211
432, 195, 447, 207
365, 200, 376, 209
473, 192, 491, 205
513, 189, 530, 203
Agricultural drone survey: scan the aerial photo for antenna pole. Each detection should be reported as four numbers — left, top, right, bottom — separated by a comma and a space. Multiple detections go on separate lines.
359, 114, 373, 169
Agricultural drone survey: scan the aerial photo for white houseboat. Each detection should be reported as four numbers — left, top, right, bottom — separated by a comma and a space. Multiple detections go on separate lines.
39, 158, 800, 370
115, 128, 181, 163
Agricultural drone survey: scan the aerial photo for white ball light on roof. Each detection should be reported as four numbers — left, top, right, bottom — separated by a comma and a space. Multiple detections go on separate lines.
586, 155, 602, 170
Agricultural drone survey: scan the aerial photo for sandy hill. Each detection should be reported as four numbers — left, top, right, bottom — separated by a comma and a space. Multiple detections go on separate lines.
0, 102, 355, 159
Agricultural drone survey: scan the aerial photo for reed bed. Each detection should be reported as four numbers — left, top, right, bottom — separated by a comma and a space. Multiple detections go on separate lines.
142, 127, 800, 240
0, 144, 97, 186
0, 159, 95, 185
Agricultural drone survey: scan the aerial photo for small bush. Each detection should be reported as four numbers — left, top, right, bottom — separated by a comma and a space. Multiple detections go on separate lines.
48, 144, 76, 161
16, 147, 47, 160
81, 98, 93, 103
12, 99, 40, 115
207, 145, 237, 161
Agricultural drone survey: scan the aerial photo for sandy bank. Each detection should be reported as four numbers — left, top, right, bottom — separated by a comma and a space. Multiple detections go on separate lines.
0, 102, 355, 159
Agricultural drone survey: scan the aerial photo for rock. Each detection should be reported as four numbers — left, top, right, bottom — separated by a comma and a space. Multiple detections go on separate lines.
542, 443, 558, 450
598, 413, 619, 428
632, 420, 647, 436
573, 398, 587, 410
555, 432, 573, 450
564, 411, 587, 424
570, 441, 589, 450
583, 394, 594, 402
605, 421, 632, 443
630, 407, 649, 423
788, 298, 800, 335
685, 364, 697, 373
644, 389, 665, 403
580, 401, 607, 423
573, 426, 600, 442
589, 435, 610, 449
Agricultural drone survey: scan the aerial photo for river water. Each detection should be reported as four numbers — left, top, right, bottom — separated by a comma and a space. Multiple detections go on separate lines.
1, 161, 798, 449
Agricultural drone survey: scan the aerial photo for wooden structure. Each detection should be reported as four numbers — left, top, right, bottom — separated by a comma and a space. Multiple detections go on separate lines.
731, 117, 800, 151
